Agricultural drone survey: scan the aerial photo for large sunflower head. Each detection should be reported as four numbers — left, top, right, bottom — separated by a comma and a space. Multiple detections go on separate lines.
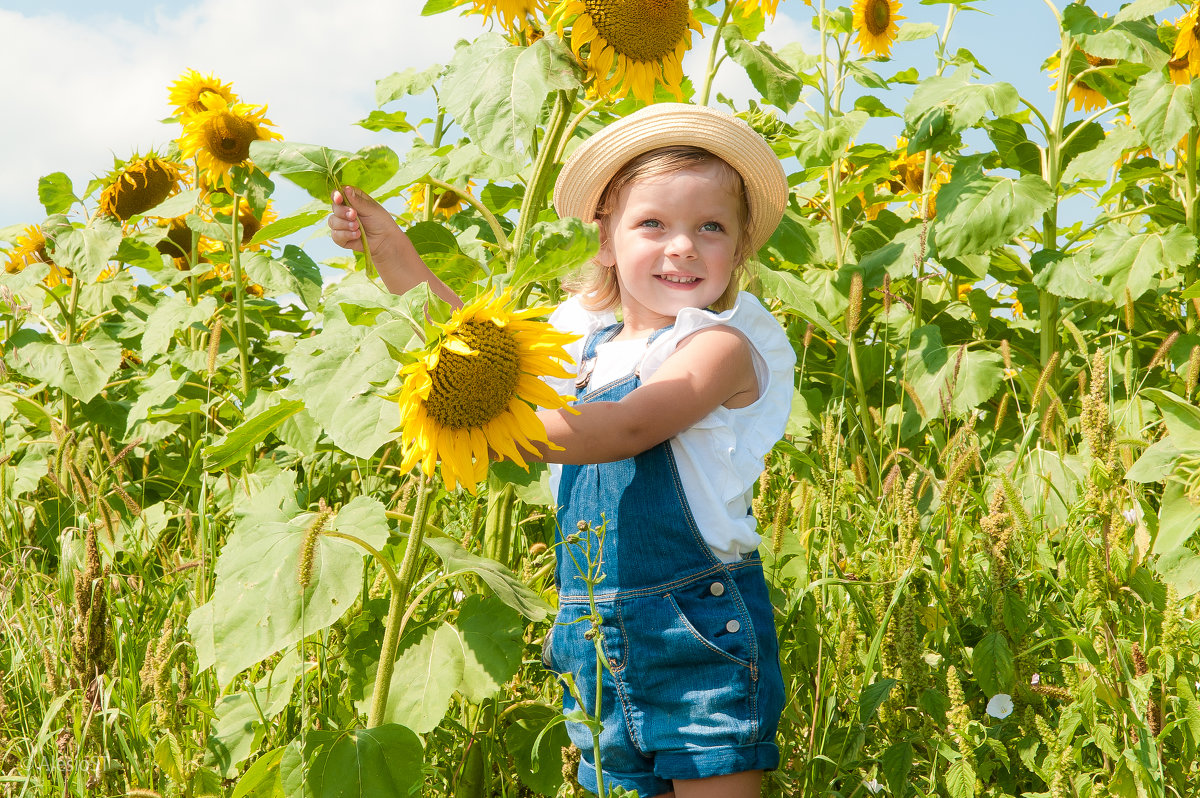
553, 0, 702, 103
5, 226, 71, 287
852, 0, 904, 58
468, 0, 548, 33
178, 93, 282, 191
168, 69, 238, 117
396, 290, 578, 492
98, 154, 184, 222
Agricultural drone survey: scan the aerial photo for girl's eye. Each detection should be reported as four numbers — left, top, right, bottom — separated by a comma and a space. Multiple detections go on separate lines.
639, 219, 662, 229
701, 221, 725, 232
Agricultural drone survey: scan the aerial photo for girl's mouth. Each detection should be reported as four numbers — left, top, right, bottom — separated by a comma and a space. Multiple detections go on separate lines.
657, 274, 700, 285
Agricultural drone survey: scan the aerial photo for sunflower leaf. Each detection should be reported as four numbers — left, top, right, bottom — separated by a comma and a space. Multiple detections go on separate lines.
249, 141, 356, 200
7, 328, 122, 403
376, 65, 443, 105
1128, 71, 1198, 155
722, 26, 802, 111
37, 172, 77, 216
934, 154, 1053, 258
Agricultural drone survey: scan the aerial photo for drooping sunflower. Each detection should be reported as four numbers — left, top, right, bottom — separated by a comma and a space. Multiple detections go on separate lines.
1169, 54, 1192, 85
1047, 51, 1110, 113
168, 69, 238, 117
98, 155, 184, 222
396, 291, 578, 492
468, 0, 548, 32
178, 93, 282, 191
852, 0, 904, 58
553, 0, 702, 103
4, 226, 72, 287
408, 182, 472, 219
888, 137, 947, 219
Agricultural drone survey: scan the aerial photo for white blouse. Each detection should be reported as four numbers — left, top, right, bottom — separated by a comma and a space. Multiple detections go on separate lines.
543, 292, 796, 562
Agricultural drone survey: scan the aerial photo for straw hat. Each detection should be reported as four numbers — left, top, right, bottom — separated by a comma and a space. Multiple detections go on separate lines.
553, 103, 788, 255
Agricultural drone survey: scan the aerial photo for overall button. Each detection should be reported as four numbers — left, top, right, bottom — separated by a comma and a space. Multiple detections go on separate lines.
709, 582, 725, 597
725, 619, 741, 634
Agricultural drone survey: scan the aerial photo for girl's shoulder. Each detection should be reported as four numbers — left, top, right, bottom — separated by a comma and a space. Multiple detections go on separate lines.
644, 292, 796, 379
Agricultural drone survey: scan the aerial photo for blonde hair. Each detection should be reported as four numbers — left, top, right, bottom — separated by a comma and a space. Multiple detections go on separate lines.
569, 146, 753, 313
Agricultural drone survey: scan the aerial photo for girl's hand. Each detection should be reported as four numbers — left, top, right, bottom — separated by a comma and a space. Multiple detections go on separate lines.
329, 186, 399, 256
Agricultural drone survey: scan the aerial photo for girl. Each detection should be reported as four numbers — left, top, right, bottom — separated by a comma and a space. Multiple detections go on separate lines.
329, 103, 795, 798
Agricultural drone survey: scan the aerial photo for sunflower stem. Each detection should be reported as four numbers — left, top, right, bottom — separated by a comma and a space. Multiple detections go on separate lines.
61, 275, 83, 431
513, 90, 575, 269
420, 176, 509, 250
368, 470, 433, 728
1185, 126, 1199, 332
699, 1, 734, 106
228, 195, 251, 395
1039, 30, 1072, 370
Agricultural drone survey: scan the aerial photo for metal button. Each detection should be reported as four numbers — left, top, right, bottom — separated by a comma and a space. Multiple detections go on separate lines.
725, 619, 741, 633
710, 582, 725, 597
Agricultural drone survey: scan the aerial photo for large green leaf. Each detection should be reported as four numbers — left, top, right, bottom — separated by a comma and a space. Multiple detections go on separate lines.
423, 536, 553, 621
1032, 251, 1109, 301
1155, 482, 1200, 558
513, 217, 599, 290
1089, 224, 1197, 301
284, 278, 427, 459
141, 293, 217, 361
1061, 124, 1145, 183
441, 34, 582, 163
52, 217, 123, 283
900, 326, 1004, 423
505, 703, 569, 797
1128, 71, 1197, 155
1140, 388, 1200, 450
243, 246, 324, 311
934, 155, 1053, 258
8, 328, 122, 403
38, 172, 77, 215
904, 70, 1019, 152
203, 400, 306, 472
379, 622, 465, 733
376, 64, 443, 105
971, 632, 1014, 695
298, 726, 423, 798
757, 266, 844, 343
456, 594, 523, 703
722, 26, 802, 111
189, 472, 391, 686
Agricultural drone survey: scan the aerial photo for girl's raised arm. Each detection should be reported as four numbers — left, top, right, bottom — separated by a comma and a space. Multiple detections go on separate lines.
534, 326, 758, 464
329, 186, 463, 308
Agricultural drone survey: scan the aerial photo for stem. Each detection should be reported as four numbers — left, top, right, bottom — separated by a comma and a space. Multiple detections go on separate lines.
513, 90, 576, 267
1186, 127, 1199, 332
483, 482, 517, 566
699, 1, 734, 106
368, 471, 433, 728
1039, 30, 1072, 368
420, 176, 509, 249
61, 276, 83, 431
228, 196, 250, 395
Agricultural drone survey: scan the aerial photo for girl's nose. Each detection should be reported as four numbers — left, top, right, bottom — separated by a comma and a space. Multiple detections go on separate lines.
664, 231, 698, 258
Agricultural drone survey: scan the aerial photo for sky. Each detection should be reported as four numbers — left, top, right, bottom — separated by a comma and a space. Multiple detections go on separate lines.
0, 0, 1135, 259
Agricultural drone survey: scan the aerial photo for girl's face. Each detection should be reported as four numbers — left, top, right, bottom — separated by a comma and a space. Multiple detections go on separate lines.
598, 162, 743, 337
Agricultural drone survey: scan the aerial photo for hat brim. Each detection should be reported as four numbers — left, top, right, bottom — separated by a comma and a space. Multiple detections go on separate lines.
553, 103, 787, 256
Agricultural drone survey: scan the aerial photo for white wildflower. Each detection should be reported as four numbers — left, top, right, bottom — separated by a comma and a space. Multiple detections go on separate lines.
1122, 506, 1143, 525
863, 778, 884, 795
1031, 673, 1040, 685
986, 693, 1014, 719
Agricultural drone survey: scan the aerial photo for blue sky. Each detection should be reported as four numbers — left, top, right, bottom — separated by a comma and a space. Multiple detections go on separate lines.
0, 0, 1144, 254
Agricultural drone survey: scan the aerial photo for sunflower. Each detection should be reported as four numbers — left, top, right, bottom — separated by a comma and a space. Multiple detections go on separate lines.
888, 137, 947, 219
469, 0, 548, 32
236, 199, 277, 250
168, 69, 238, 117
396, 291, 577, 492
852, 0, 904, 58
554, 0, 702, 103
98, 155, 184, 222
1047, 51, 1109, 113
4, 226, 72, 287
1169, 54, 1192, 85
734, 0, 780, 18
178, 93, 282, 191
408, 182, 472, 219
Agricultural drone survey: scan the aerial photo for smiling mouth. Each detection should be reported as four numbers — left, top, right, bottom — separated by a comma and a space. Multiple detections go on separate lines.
657, 274, 700, 285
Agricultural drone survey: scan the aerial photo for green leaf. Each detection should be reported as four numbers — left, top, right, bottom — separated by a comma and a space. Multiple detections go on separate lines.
1115, 0, 1173, 23
1140, 388, 1200, 450
1157, 548, 1200, 598
1155, 482, 1200, 557
456, 594, 524, 703
357, 110, 415, 133
8, 328, 122, 403
1128, 71, 1197, 155
406, 221, 483, 287
1031, 251, 1108, 302
376, 65, 443, 105
203, 400, 305, 472
38, 172, 77, 215
441, 34, 582, 163
188, 473, 391, 686
1061, 124, 1144, 183
340, 144, 401, 195
380, 622, 465, 733
505, 704, 569, 797
141, 293, 217, 361
206, 692, 266, 778
250, 141, 359, 200
229, 747, 285, 798
514, 217, 599, 289
946, 757, 977, 798
1126, 438, 1182, 483
249, 209, 328, 245
972, 632, 1014, 695
859, 678, 897, 724
144, 188, 202, 219
243, 246, 324, 310
757, 266, 843, 343
284, 278, 427, 459
880, 741, 913, 797
986, 118, 1042, 176
53, 217, 123, 283
901, 326, 1005, 423
423, 536, 553, 621
934, 155, 1053, 258
896, 22, 939, 41
302, 726, 423, 798
1089, 225, 1197, 301
905, 70, 1019, 151
722, 26, 802, 111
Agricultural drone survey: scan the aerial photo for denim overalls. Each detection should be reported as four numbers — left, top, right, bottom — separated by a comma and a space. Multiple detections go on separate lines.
544, 322, 783, 796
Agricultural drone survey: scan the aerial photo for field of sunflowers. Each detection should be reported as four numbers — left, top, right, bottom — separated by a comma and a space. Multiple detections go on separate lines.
3, 0, 1200, 795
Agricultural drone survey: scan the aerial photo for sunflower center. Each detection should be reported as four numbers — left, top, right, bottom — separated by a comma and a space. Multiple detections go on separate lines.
584, 0, 691, 62
203, 112, 257, 164
864, 0, 892, 35
102, 160, 177, 220
425, 321, 522, 429
1084, 53, 1115, 68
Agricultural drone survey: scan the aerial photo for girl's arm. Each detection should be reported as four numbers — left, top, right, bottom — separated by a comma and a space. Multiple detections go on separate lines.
534, 326, 759, 464
329, 186, 463, 308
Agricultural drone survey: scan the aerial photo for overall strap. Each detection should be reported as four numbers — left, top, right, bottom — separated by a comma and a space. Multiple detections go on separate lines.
574, 323, 624, 391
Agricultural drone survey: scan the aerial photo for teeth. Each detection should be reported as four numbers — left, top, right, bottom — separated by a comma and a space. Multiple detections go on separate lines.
659, 275, 698, 284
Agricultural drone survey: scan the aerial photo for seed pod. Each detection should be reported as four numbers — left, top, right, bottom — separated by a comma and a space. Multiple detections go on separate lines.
1124, 287, 1136, 331
1148, 331, 1180, 371
206, 316, 223, 375
1186, 345, 1200, 396
846, 271, 863, 335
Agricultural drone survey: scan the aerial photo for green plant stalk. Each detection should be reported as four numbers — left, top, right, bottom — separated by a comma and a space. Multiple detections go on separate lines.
698, 1, 734, 106
228, 196, 251, 395
420, 176, 509, 249
847, 337, 874, 442
61, 275, 83, 432
1185, 126, 1199, 332
512, 90, 575, 266
483, 482, 516, 566
1039, 30, 1072, 369
368, 471, 432, 728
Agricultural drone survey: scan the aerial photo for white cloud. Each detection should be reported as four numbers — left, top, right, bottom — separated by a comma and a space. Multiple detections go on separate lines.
0, 1, 469, 229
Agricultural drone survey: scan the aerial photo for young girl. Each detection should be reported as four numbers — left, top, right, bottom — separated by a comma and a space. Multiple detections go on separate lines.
329, 103, 795, 798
